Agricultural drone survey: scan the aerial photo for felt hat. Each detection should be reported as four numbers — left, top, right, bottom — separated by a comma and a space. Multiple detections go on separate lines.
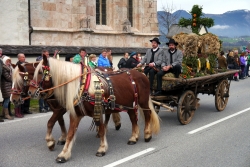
149, 37, 161, 45
166, 38, 178, 46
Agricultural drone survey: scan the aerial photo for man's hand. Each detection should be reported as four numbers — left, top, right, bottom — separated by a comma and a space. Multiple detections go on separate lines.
162, 65, 171, 71
137, 63, 142, 67
149, 63, 154, 67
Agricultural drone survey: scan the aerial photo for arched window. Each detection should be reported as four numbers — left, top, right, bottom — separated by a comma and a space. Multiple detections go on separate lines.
128, 0, 133, 27
96, 0, 106, 25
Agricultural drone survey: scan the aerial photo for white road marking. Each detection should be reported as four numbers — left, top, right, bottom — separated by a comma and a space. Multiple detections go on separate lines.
103, 148, 155, 167
1, 113, 52, 124
188, 107, 250, 134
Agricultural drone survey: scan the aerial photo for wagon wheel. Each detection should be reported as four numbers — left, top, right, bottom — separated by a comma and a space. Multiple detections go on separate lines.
177, 90, 196, 125
215, 80, 229, 111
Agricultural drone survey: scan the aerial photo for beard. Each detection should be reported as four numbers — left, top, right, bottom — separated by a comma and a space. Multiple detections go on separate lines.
169, 47, 175, 51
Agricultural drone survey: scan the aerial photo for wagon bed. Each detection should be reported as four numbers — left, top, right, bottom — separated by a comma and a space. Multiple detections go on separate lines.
151, 69, 239, 125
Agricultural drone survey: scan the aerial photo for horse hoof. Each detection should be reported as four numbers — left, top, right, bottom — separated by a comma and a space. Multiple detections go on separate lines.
96, 152, 105, 157
127, 141, 137, 145
57, 140, 66, 145
56, 157, 66, 163
96, 134, 100, 138
145, 136, 152, 142
48, 143, 55, 151
115, 124, 121, 131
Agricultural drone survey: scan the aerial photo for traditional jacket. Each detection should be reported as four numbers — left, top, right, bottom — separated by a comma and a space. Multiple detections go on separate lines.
140, 48, 164, 67
1, 64, 12, 98
162, 49, 183, 67
126, 57, 139, 69
218, 56, 227, 69
97, 54, 111, 67
88, 61, 98, 68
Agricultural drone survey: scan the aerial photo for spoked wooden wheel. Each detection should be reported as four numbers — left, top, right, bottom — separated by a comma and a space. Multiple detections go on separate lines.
215, 80, 229, 111
177, 90, 197, 125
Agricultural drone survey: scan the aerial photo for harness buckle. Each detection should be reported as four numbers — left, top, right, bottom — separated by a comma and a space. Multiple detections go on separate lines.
109, 95, 116, 101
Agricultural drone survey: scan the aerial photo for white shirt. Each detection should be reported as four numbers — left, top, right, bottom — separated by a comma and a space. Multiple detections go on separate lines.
153, 47, 159, 52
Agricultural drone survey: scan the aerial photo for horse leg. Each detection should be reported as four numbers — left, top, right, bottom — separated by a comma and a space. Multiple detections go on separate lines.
57, 108, 67, 145
45, 99, 67, 150
96, 113, 110, 138
56, 114, 83, 163
141, 108, 152, 142
127, 109, 139, 145
112, 113, 121, 130
139, 98, 160, 142
45, 109, 63, 151
96, 121, 108, 157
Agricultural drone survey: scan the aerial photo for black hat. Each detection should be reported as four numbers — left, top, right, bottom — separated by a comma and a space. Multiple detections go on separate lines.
150, 37, 161, 45
166, 39, 178, 46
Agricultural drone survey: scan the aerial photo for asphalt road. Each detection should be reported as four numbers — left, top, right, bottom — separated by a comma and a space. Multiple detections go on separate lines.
0, 78, 250, 167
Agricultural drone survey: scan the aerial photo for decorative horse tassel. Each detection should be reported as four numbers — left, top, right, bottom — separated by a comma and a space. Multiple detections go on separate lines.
88, 120, 96, 131
93, 81, 103, 126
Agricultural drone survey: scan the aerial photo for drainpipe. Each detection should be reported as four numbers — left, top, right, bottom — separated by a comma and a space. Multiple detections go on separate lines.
28, 0, 33, 45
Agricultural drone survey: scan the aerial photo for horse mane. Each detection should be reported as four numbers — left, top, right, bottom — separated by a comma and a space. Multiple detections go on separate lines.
47, 58, 82, 117
12, 66, 23, 89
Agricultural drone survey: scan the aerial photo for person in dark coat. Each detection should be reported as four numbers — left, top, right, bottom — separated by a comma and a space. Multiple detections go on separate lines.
16, 53, 32, 114
1, 56, 14, 120
137, 37, 164, 92
126, 52, 139, 69
118, 52, 129, 69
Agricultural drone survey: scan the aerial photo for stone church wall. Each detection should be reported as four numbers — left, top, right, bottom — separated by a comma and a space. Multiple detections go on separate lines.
0, 0, 29, 45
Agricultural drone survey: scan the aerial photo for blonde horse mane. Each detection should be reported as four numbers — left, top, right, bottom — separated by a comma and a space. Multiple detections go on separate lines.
12, 66, 24, 89
34, 58, 82, 117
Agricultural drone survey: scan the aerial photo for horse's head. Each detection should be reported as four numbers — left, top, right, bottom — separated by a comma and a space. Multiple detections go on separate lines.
11, 62, 39, 106
28, 56, 53, 99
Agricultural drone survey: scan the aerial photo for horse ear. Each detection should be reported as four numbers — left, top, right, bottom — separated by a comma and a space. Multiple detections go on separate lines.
43, 55, 48, 65
11, 64, 16, 69
18, 64, 25, 72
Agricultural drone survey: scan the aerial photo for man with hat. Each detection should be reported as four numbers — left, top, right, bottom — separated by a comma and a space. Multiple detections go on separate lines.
126, 52, 139, 69
153, 38, 183, 96
137, 37, 164, 93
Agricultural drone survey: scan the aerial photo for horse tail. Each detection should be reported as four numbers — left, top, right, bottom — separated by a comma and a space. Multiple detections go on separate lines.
148, 96, 160, 134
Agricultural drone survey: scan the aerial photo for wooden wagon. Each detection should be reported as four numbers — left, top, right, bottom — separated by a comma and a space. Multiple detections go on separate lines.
151, 69, 239, 125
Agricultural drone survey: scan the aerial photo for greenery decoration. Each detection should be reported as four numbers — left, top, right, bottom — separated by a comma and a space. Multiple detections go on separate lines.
178, 5, 214, 34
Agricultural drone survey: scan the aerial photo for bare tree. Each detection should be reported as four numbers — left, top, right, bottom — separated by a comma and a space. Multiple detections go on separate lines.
158, 1, 182, 36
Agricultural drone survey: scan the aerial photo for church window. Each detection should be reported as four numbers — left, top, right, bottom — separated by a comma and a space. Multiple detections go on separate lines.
128, 0, 133, 27
96, 0, 107, 25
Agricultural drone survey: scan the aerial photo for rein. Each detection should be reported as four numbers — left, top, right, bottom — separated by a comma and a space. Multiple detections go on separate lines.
39, 71, 92, 93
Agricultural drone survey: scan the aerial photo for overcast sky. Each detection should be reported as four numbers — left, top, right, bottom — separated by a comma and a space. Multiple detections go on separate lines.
157, 0, 249, 14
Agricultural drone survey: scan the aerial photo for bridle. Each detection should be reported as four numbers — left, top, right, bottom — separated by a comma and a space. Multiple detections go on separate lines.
31, 64, 54, 99
11, 65, 30, 103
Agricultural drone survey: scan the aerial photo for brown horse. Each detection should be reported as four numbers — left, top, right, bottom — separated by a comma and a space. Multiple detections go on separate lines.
11, 62, 122, 151
11, 62, 68, 149
31, 56, 160, 162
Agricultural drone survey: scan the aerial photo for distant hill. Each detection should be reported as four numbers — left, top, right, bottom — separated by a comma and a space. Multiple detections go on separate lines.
158, 9, 250, 46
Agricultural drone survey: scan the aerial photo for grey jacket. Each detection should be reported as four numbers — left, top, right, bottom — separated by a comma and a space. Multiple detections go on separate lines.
162, 49, 183, 67
140, 48, 164, 67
